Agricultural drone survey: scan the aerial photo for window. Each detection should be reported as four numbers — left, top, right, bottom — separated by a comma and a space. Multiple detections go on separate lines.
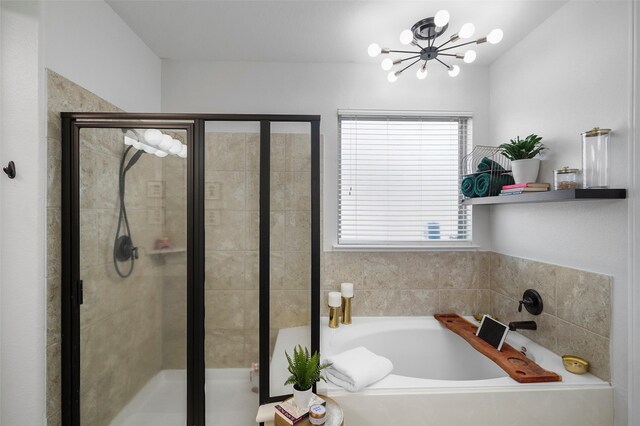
338, 111, 472, 246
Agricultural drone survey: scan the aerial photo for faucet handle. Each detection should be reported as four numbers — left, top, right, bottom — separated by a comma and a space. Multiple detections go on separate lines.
518, 289, 544, 315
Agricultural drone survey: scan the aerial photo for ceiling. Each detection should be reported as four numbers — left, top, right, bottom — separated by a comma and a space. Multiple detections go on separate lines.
107, 0, 567, 65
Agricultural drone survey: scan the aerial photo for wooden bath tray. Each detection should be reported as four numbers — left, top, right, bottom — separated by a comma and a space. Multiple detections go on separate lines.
434, 313, 562, 383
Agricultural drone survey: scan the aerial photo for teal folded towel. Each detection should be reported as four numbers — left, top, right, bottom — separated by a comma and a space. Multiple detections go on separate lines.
475, 173, 515, 197
474, 173, 491, 197
476, 157, 505, 173
461, 175, 476, 198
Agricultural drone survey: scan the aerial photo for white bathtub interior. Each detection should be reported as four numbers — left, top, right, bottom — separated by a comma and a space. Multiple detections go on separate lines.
109, 369, 258, 426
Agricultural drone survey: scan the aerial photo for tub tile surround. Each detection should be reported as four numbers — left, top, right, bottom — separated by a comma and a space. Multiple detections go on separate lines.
489, 253, 611, 381
321, 251, 612, 381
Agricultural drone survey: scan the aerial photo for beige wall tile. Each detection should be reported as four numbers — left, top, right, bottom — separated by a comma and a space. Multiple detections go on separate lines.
439, 252, 477, 289
438, 289, 477, 315
47, 208, 61, 278
270, 134, 286, 172
47, 343, 61, 418
205, 290, 245, 329
490, 252, 522, 299
519, 258, 557, 315
285, 171, 311, 211
205, 132, 246, 171
284, 211, 310, 251
285, 134, 311, 172
47, 277, 61, 346
556, 266, 611, 338
205, 210, 246, 251
362, 252, 409, 289
271, 290, 310, 329
246, 133, 260, 172
475, 251, 491, 289
205, 251, 245, 290
322, 251, 364, 291
205, 171, 246, 210
283, 250, 311, 290
400, 290, 439, 315
244, 251, 259, 290
47, 410, 61, 426
477, 289, 491, 315
47, 137, 62, 208
556, 320, 610, 381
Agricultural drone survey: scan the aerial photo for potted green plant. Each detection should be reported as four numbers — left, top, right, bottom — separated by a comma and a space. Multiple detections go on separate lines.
284, 345, 332, 408
498, 134, 546, 184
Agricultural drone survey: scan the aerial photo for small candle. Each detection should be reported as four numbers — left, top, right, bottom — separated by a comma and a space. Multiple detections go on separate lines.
328, 292, 342, 307
341, 282, 354, 298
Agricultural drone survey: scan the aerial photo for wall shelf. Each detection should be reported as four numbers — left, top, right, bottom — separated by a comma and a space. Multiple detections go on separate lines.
461, 188, 627, 205
148, 247, 186, 255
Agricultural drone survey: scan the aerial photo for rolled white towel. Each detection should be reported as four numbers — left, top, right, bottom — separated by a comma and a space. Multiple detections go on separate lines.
325, 346, 393, 392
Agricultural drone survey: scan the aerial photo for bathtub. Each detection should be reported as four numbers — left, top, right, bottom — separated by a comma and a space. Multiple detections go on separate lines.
313, 316, 613, 426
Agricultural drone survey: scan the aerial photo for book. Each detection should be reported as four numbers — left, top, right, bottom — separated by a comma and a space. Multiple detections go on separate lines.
502, 182, 550, 190
501, 187, 549, 194
274, 394, 326, 425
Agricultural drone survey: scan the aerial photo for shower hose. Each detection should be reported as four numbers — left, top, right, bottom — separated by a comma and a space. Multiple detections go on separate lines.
113, 145, 144, 278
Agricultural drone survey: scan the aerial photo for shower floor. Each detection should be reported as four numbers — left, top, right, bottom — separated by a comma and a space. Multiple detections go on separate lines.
110, 369, 259, 426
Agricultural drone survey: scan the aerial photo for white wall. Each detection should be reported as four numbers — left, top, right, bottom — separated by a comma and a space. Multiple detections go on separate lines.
488, 1, 632, 425
0, 1, 161, 424
161, 60, 492, 250
0, 2, 47, 424
42, 0, 161, 112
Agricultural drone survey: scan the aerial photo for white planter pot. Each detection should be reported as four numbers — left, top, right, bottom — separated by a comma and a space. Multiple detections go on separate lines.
293, 386, 313, 409
511, 158, 540, 184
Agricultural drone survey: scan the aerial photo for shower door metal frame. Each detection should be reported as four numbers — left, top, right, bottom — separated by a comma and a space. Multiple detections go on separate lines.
61, 113, 321, 426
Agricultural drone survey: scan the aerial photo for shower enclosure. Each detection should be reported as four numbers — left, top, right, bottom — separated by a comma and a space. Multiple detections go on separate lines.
61, 114, 320, 425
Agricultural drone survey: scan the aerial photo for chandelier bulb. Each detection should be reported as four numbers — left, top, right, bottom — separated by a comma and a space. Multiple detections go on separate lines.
434, 10, 450, 27
381, 58, 394, 71
399, 29, 414, 45
368, 43, 382, 57
459, 23, 475, 39
487, 29, 504, 44
387, 71, 398, 83
463, 50, 477, 63
448, 65, 460, 77
416, 64, 428, 79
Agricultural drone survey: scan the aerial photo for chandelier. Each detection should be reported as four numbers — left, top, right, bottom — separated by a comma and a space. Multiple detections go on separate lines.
368, 10, 503, 82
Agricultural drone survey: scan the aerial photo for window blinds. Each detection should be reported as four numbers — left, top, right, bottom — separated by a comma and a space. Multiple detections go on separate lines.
338, 111, 472, 245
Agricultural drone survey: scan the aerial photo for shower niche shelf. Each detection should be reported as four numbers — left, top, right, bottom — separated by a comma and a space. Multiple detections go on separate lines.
461, 188, 626, 205
148, 247, 186, 256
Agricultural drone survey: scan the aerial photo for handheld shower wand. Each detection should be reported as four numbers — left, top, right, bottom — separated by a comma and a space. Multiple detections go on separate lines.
113, 143, 144, 278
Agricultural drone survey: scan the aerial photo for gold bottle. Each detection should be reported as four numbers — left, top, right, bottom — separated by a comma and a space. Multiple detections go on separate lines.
329, 306, 340, 328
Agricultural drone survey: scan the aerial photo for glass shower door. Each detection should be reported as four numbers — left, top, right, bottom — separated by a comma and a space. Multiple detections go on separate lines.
202, 121, 261, 425
77, 124, 188, 426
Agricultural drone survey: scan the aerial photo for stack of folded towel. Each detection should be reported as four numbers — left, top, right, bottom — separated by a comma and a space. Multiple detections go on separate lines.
324, 346, 393, 392
461, 157, 514, 198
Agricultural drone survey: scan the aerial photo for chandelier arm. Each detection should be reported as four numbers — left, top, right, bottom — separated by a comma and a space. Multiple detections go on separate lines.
397, 54, 422, 63
437, 38, 454, 49
399, 58, 422, 74
438, 40, 478, 53
389, 49, 422, 54
435, 58, 451, 69
437, 53, 459, 57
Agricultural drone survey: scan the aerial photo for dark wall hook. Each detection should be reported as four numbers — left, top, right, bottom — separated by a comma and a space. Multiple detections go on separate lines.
3, 161, 16, 179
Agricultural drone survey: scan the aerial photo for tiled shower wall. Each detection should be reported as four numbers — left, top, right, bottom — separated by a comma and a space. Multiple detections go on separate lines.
47, 70, 176, 426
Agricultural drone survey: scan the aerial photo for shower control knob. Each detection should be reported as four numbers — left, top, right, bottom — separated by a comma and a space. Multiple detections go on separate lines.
132, 247, 139, 259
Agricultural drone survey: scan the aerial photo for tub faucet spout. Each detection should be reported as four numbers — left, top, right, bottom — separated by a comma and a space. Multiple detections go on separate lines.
508, 321, 537, 331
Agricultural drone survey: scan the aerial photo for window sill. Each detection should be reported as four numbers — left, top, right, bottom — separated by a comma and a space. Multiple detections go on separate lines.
330, 243, 482, 252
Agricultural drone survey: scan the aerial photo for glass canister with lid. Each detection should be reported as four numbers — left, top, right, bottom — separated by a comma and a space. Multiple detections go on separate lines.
554, 166, 579, 190
581, 127, 611, 188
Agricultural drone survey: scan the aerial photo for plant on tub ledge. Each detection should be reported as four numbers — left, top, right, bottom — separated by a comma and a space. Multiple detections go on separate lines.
498, 134, 547, 184
284, 345, 332, 408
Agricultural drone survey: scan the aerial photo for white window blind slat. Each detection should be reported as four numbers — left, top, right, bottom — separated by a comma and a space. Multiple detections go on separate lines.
338, 112, 472, 245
